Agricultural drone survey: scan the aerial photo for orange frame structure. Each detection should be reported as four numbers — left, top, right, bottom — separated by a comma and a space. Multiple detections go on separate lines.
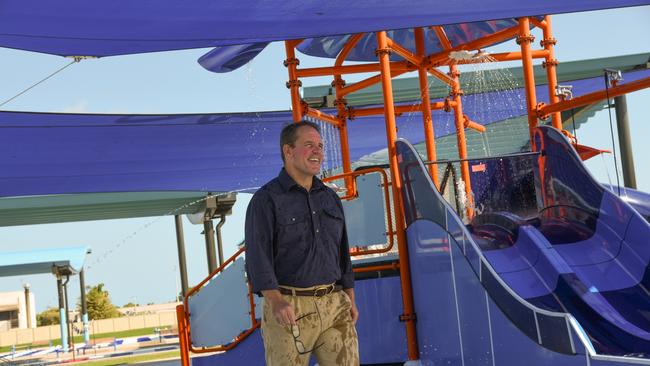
177, 15, 650, 366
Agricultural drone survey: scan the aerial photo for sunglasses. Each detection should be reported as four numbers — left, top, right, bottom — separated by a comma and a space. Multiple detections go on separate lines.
291, 312, 324, 355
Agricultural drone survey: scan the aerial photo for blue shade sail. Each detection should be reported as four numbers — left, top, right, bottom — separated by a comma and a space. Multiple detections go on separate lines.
0, 1, 648, 57
1, 69, 649, 198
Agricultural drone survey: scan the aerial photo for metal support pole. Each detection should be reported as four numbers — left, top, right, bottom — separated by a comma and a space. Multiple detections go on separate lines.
518, 17, 539, 148
204, 219, 218, 274
56, 277, 69, 353
449, 64, 474, 218
215, 214, 226, 266
174, 215, 190, 297
79, 269, 89, 343
415, 27, 440, 188
376, 30, 420, 361
285, 41, 303, 122
540, 16, 562, 129
63, 277, 74, 351
614, 95, 637, 188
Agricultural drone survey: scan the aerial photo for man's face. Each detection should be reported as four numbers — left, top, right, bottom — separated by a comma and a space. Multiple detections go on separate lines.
284, 126, 324, 179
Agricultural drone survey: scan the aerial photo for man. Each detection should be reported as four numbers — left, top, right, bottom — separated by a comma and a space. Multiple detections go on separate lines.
245, 121, 359, 366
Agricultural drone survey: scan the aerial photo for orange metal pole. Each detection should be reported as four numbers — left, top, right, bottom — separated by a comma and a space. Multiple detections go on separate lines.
489, 50, 549, 62
352, 101, 453, 118
376, 30, 419, 361
540, 15, 562, 129
432, 26, 453, 50
538, 76, 650, 117
426, 67, 455, 86
353, 262, 400, 273
339, 69, 410, 97
415, 27, 440, 188
449, 64, 474, 218
386, 37, 424, 66
176, 305, 191, 366
332, 35, 363, 196
428, 25, 521, 66
304, 106, 340, 126
296, 61, 413, 77
518, 17, 539, 148
284, 41, 303, 122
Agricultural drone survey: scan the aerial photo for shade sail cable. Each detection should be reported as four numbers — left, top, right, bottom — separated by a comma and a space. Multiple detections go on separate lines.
0, 59, 78, 108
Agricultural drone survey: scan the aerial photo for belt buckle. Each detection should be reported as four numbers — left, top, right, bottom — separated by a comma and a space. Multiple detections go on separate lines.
313, 285, 332, 298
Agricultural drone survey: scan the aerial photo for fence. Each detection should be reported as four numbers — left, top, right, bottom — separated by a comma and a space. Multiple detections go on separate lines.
0, 312, 177, 347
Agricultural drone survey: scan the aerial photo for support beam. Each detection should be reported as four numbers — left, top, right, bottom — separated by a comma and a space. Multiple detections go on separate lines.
175, 215, 190, 297
615, 95, 637, 189
79, 269, 89, 343
204, 219, 218, 274
376, 30, 419, 361
284, 41, 303, 122
449, 64, 474, 217
518, 17, 539, 147
63, 277, 73, 351
215, 214, 226, 266
540, 16, 562, 129
56, 277, 68, 353
537, 76, 650, 117
415, 27, 440, 187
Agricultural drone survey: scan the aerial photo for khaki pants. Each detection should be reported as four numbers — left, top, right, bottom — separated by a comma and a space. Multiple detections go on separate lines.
261, 287, 359, 366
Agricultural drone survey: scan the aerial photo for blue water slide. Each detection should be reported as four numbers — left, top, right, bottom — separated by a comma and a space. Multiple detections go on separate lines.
395, 125, 650, 363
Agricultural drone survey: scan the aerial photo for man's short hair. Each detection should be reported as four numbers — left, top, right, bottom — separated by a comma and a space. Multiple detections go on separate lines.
280, 121, 321, 163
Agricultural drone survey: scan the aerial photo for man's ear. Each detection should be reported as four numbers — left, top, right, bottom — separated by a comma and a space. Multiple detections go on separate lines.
282, 144, 292, 160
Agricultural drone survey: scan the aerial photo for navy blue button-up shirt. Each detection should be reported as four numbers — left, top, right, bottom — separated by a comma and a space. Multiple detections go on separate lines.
245, 169, 354, 293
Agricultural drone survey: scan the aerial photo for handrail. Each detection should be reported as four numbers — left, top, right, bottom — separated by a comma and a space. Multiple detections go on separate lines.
179, 246, 260, 356
323, 167, 395, 256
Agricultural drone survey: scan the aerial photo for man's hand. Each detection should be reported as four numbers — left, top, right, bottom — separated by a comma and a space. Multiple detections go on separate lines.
344, 288, 359, 324
262, 289, 296, 326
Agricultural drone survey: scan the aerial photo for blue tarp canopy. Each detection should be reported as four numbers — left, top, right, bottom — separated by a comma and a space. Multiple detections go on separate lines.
0, 1, 648, 57
1, 69, 648, 198
0, 246, 89, 277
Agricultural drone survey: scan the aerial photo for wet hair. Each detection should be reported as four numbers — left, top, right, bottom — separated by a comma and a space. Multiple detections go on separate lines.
279, 121, 321, 163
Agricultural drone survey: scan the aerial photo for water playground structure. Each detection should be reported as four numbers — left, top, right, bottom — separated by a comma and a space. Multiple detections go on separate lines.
1, 1, 650, 365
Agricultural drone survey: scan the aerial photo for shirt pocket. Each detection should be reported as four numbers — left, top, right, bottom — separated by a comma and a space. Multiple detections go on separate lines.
276, 213, 310, 254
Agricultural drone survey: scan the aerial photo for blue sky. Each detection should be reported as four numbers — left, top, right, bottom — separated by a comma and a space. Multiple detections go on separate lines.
0, 6, 649, 312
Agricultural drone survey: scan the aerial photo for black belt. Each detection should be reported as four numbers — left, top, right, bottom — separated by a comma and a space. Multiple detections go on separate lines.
279, 284, 342, 297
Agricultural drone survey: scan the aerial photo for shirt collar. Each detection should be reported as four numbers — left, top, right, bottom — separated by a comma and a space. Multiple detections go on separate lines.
278, 168, 326, 193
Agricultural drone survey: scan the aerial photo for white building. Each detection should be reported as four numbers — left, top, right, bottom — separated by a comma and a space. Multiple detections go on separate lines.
0, 289, 36, 331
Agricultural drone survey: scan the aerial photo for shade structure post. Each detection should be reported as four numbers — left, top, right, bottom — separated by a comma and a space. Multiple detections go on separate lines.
79, 269, 89, 343
56, 277, 69, 353
204, 219, 217, 273
414, 27, 440, 188
174, 215, 189, 297
615, 95, 637, 189
376, 30, 420, 361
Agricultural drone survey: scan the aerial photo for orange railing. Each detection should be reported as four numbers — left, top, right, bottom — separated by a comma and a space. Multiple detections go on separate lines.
176, 246, 260, 366
322, 166, 396, 257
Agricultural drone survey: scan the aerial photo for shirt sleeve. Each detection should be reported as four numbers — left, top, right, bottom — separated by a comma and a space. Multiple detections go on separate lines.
245, 189, 279, 293
335, 193, 355, 289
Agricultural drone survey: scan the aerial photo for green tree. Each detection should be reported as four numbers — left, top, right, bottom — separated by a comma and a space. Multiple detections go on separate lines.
37, 307, 60, 326
84, 283, 121, 320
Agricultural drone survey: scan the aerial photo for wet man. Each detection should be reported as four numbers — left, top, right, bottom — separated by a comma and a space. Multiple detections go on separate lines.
245, 121, 359, 365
